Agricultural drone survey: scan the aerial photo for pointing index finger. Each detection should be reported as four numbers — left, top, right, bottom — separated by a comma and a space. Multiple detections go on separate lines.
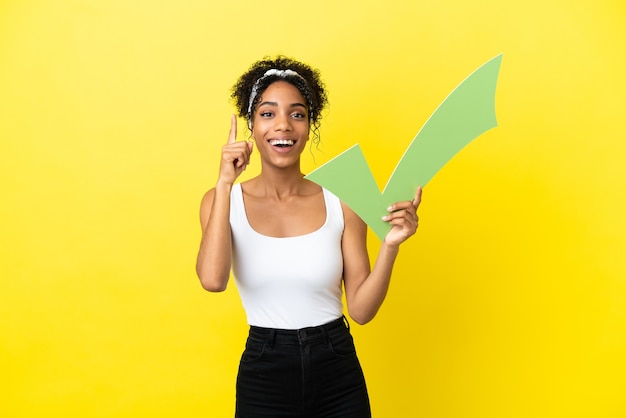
227, 114, 237, 144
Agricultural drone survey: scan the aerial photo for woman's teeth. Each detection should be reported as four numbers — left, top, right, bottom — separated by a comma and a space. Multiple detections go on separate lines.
269, 139, 295, 147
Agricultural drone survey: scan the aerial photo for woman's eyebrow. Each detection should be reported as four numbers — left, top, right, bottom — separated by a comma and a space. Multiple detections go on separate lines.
258, 101, 307, 108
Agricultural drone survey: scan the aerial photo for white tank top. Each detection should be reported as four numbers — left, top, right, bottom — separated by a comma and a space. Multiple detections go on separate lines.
229, 183, 344, 329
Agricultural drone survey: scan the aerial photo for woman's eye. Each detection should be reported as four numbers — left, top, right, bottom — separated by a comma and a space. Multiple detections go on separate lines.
292, 113, 306, 119
260, 111, 273, 117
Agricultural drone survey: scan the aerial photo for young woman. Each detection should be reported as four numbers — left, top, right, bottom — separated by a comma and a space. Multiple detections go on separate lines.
196, 56, 422, 417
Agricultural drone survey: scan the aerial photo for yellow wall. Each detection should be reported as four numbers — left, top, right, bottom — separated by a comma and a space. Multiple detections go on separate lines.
1, 0, 625, 416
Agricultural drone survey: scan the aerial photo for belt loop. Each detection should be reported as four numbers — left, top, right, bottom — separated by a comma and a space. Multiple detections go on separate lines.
342, 314, 350, 331
267, 329, 276, 349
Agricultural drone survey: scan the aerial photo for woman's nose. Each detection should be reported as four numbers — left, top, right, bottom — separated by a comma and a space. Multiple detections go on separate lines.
273, 113, 292, 131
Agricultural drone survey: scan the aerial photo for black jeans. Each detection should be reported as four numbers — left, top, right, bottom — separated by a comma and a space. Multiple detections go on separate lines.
235, 316, 371, 417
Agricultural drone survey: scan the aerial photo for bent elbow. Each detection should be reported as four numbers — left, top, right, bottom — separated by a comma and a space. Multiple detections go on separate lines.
351, 317, 369, 326
196, 266, 229, 292
347, 309, 375, 326
200, 279, 227, 292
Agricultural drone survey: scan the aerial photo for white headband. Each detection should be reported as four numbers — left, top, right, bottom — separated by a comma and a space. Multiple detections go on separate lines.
247, 69, 308, 121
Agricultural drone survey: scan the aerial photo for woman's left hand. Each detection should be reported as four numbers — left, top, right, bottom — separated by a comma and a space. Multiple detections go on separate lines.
382, 187, 422, 247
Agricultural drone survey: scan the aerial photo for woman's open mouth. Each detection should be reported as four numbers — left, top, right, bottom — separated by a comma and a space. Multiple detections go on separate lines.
269, 139, 295, 148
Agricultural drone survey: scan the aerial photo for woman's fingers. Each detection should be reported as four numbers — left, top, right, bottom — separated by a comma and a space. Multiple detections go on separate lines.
412, 186, 422, 209
223, 115, 254, 169
386, 187, 422, 213
382, 187, 421, 227
227, 114, 237, 144
381, 187, 422, 246
218, 115, 255, 183
384, 201, 416, 220
223, 143, 251, 167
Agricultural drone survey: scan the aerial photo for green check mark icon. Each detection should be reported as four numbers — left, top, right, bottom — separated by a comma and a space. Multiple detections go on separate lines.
305, 54, 503, 240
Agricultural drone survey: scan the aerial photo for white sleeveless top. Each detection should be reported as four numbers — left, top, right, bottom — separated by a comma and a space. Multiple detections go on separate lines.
230, 183, 344, 329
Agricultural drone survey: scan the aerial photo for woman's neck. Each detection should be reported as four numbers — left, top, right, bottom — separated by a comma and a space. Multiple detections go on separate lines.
251, 165, 309, 199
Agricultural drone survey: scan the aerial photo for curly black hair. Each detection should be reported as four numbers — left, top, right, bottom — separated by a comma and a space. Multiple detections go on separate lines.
231, 56, 328, 144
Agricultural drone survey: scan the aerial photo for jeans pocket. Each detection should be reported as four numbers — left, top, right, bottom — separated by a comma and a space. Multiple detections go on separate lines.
329, 331, 357, 356
240, 339, 267, 363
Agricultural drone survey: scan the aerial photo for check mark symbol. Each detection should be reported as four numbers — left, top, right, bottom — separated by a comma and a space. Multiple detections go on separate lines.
305, 54, 503, 240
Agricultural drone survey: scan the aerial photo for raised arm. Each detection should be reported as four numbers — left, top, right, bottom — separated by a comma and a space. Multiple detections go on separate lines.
342, 187, 422, 324
196, 115, 253, 292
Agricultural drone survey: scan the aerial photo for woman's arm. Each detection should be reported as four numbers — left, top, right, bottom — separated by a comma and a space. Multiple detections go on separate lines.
196, 183, 234, 292
342, 187, 422, 324
195, 115, 253, 292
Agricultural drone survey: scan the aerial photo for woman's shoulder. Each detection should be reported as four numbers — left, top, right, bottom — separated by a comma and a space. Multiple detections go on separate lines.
301, 178, 323, 196
238, 177, 263, 196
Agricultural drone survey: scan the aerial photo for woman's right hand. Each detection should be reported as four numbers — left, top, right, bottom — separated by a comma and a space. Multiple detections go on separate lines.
218, 114, 254, 185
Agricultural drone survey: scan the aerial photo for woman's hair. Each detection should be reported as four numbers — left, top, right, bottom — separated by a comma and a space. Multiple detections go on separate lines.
231, 56, 328, 144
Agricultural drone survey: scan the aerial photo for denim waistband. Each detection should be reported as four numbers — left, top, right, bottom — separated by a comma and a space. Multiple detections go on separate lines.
248, 316, 349, 347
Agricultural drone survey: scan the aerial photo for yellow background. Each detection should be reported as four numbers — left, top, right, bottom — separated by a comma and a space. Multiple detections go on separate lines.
1, 0, 625, 416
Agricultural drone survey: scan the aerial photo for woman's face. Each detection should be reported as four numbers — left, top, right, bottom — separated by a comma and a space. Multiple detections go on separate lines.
251, 81, 310, 168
